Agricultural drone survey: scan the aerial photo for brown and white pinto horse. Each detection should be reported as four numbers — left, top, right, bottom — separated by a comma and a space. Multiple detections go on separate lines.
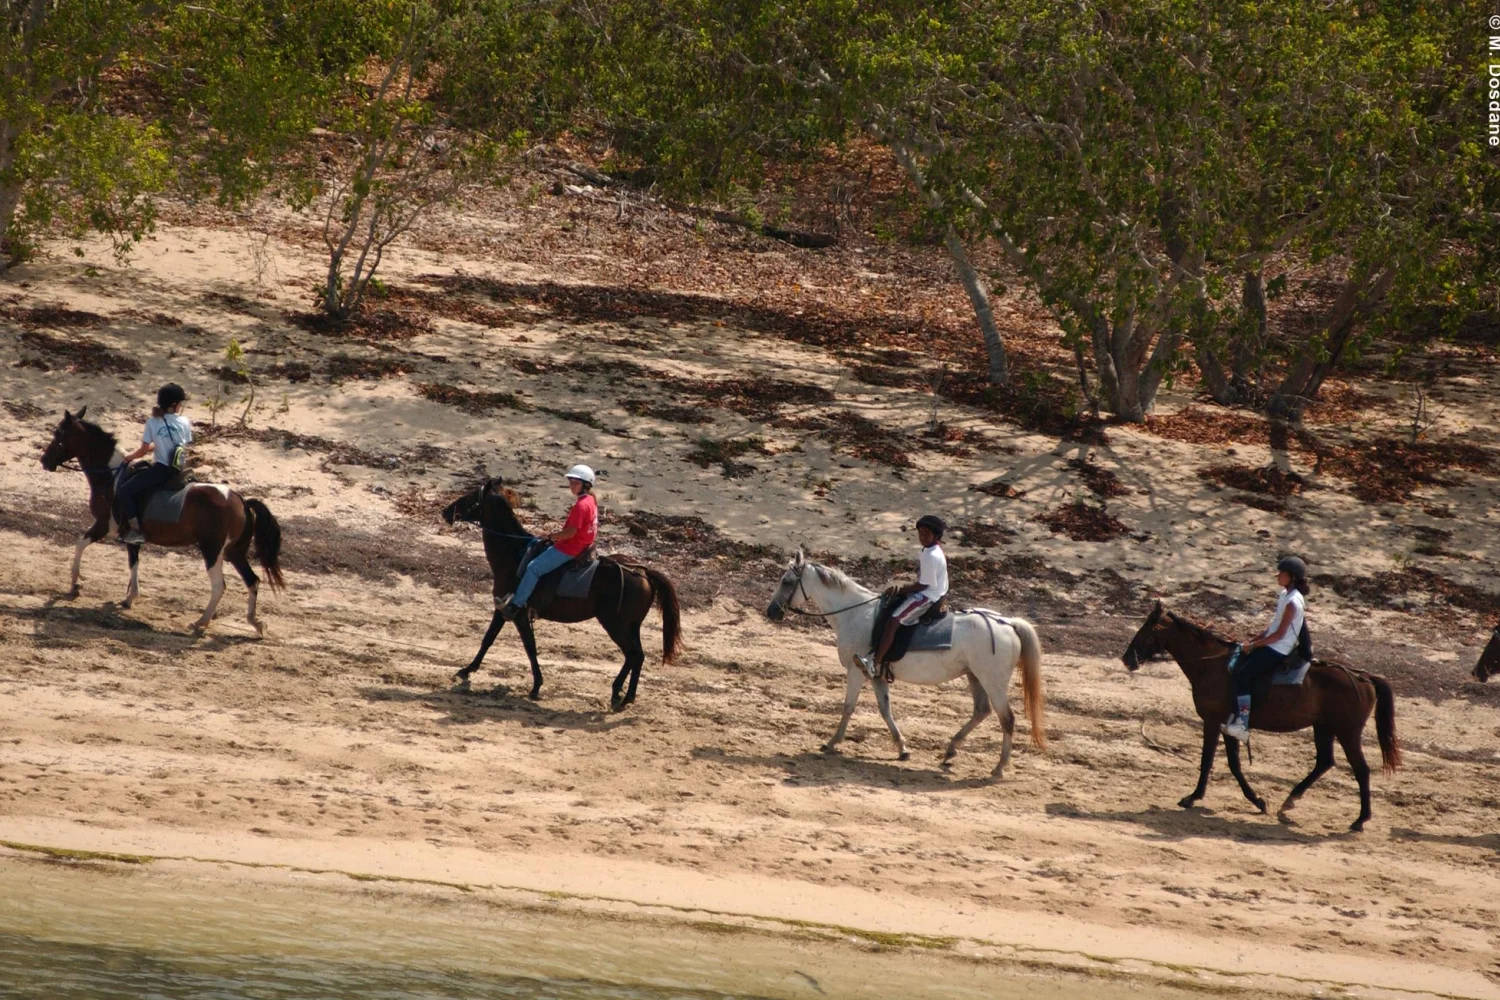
39, 408, 284, 634
1122, 601, 1399, 832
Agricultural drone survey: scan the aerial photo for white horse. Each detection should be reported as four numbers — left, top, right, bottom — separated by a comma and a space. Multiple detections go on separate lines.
765, 550, 1046, 778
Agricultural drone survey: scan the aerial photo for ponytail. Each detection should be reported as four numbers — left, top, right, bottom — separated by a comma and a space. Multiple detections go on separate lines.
1295, 577, 1310, 597
150, 405, 164, 419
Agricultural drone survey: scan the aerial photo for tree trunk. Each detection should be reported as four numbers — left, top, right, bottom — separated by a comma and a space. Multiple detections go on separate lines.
941, 227, 1009, 386
1269, 267, 1395, 417
0, 123, 22, 276
1196, 271, 1267, 406
887, 140, 1011, 386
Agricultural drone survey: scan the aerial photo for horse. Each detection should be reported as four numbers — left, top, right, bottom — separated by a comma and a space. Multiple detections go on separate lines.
39, 408, 285, 634
1121, 601, 1399, 832
440, 477, 680, 711
764, 550, 1045, 778
1472, 624, 1499, 682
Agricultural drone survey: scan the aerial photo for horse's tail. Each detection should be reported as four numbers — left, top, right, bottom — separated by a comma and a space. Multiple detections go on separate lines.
1010, 617, 1047, 750
645, 567, 681, 664
244, 498, 285, 592
1371, 672, 1401, 774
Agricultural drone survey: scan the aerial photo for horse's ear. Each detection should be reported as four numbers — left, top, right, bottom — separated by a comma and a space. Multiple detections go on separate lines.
793, 547, 805, 567
1152, 599, 1163, 614
76, 405, 87, 421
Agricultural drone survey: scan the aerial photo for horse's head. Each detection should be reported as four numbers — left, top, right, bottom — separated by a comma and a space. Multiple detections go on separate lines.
765, 548, 809, 622
442, 476, 505, 525
40, 407, 90, 472
1474, 624, 1500, 683
1121, 600, 1169, 672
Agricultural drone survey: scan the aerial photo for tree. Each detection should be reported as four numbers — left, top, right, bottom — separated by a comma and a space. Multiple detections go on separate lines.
1, 0, 170, 271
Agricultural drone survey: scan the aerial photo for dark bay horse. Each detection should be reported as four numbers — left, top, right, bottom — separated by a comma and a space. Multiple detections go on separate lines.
1473, 624, 1499, 682
1122, 601, 1399, 831
40, 408, 284, 634
441, 477, 680, 710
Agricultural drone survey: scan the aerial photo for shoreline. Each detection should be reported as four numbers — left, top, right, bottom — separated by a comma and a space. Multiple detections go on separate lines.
3, 820, 1496, 1000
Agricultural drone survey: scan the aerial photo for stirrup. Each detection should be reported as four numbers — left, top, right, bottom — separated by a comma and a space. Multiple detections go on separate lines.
119, 529, 145, 546
854, 653, 877, 678
1221, 715, 1251, 741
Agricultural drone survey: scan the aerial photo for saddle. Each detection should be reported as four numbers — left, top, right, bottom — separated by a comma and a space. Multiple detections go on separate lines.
1247, 623, 1316, 708
518, 540, 600, 613
114, 461, 193, 524
871, 588, 954, 673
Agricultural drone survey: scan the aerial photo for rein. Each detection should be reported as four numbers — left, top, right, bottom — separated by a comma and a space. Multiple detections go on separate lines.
780, 573, 883, 618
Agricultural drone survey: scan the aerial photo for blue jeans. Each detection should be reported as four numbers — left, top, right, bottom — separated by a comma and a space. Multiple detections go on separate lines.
512, 545, 574, 607
1232, 646, 1289, 698
115, 462, 175, 524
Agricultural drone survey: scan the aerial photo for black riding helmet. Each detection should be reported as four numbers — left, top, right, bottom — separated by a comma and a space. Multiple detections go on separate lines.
1277, 555, 1307, 580
915, 514, 946, 539
156, 383, 187, 410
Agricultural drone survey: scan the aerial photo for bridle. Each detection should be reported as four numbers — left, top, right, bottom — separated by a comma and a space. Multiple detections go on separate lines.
771, 565, 882, 619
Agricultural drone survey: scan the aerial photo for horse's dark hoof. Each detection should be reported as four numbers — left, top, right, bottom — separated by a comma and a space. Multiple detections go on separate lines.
898, 751, 911, 761
528, 688, 541, 702
820, 743, 838, 754
1254, 798, 1268, 815
1350, 819, 1367, 833
1178, 796, 1199, 809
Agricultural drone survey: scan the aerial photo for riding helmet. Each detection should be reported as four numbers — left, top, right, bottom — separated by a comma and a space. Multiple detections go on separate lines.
156, 383, 187, 410
1276, 555, 1307, 580
915, 514, 946, 539
565, 464, 596, 486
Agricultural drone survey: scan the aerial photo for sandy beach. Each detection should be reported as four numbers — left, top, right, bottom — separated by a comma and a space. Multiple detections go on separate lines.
2, 206, 1498, 998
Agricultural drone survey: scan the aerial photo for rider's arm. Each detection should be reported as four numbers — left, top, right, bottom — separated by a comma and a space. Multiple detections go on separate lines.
551, 524, 578, 543
1247, 605, 1294, 650
123, 441, 152, 462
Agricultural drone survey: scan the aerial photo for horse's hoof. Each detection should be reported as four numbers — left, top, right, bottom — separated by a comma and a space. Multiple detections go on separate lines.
251, 621, 266, 639
1254, 798, 1268, 815
989, 768, 1005, 781
452, 674, 472, 692
1349, 819, 1367, 833
898, 751, 911, 762
528, 689, 542, 702
820, 743, 838, 754
1178, 796, 1199, 809
1276, 811, 1295, 826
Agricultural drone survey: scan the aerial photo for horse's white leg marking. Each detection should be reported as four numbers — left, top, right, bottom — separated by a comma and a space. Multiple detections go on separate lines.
70, 534, 92, 591
871, 677, 908, 759
944, 672, 992, 763
824, 663, 864, 751
194, 553, 227, 629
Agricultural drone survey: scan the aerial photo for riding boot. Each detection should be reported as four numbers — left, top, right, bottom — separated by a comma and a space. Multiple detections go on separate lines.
119, 518, 145, 545
1221, 695, 1252, 741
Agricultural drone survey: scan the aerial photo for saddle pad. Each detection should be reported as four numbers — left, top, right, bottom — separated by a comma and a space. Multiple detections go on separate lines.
887, 612, 955, 662
556, 559, 599, 599
1272, 659, 1312, 685
143, 484, 229, 524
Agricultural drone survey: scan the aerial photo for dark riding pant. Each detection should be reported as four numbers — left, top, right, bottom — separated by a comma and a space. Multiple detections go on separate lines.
115, 462, 175, 524
1232, 646, 1289, 698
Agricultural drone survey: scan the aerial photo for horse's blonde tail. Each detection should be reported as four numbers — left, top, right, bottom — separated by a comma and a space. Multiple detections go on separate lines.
1010, 618, 1046, 750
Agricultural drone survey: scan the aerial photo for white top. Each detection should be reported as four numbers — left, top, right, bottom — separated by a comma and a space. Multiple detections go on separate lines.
143, 413, 192, 466
917, 543, 949, 602
1264, 587, 1306, 656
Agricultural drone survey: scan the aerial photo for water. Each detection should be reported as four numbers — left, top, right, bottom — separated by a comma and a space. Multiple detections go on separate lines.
0, 858, 1200, 999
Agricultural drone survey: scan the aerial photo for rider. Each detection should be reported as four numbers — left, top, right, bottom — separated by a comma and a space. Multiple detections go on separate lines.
115, 382, 191, 545
855, 514, 948, 678
501, 464, 598, 619
1222, 556, 1309, 740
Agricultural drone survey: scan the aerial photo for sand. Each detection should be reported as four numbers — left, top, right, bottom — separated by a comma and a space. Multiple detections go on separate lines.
1, 215, 1498, 998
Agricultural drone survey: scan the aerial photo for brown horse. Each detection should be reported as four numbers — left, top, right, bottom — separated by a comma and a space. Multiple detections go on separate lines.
441, 477, 680, 710
1121, 601, 1399, 831
1473, 624, 1499, 682
39, 408, 284, 634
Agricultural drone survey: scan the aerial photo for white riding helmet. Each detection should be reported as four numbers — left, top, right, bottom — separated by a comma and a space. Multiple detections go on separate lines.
565, 464, 596, 485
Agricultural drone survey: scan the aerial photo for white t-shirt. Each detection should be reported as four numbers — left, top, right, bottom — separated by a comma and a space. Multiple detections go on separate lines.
1264, 587, 1306, 656
918, 544, 949, 602
143, 413, 192, 466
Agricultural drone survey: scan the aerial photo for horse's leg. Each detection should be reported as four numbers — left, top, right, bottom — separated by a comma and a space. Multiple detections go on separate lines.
1181, 721, 1220, 808
970, 662, 1017, 779
121, 544, 142, 609
1277, 725, 1335, 823
514, 614, 544, 701
192, 544, 227, 631
1222, 737, 1268, 814
69, 523, 107, 596
943, 672, 991, 765
870, 676, 908, 761
224, 517, 262, 637
456, 609, 507, 688
1336, 728, 1374, 832
609, 619, 645, 712
998, 705, 1016, 775
823, 663, 864, 753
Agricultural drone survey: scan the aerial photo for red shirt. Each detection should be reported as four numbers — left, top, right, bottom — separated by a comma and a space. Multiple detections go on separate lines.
555, 494, 598, 557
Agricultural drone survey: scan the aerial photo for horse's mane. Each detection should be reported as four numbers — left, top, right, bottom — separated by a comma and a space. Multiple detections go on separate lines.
1165, 611, 1233, 646
809, 562, 873, 596
481, 482, 533, 538
76, 418, 119, 452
